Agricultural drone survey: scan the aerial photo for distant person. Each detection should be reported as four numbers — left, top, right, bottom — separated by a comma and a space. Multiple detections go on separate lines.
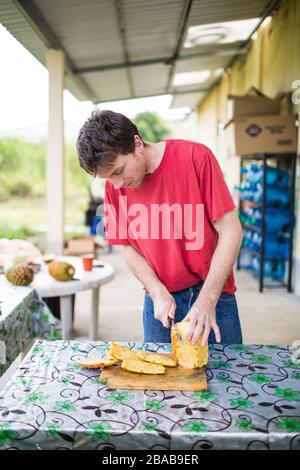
76, 110, 243, 345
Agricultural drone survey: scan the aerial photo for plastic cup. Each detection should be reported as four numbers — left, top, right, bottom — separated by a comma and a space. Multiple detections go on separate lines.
81, 254, 94, 272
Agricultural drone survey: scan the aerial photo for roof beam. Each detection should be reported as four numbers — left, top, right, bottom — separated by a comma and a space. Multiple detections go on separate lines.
13, 0, 96, 101
74, 43, 246, 74
165, 0, 194, 92
94, 87, 209, 105
113, 0, 135, 97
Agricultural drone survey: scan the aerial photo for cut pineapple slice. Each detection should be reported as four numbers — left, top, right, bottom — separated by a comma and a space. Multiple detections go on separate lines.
137, 351, 177, 367
108, 343, 139, 361
76, 355, 118, 368
121, 358, 165, 375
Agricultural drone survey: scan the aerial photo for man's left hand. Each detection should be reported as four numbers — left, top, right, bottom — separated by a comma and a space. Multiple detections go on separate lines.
184, 297, 221, 346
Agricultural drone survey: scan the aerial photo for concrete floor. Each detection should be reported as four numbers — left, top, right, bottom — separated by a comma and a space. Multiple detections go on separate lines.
74, 247, 300, 346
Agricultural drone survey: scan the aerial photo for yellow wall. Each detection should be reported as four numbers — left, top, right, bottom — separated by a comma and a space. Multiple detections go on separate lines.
196, 0, 300, 152
204, 0, 300, 107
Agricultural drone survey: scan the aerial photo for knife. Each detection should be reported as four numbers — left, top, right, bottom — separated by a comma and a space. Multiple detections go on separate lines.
168, 315, 174, 328
168, 315, 184, 344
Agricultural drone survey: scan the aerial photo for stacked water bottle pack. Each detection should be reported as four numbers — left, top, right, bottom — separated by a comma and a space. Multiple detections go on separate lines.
238, 163, 291, 280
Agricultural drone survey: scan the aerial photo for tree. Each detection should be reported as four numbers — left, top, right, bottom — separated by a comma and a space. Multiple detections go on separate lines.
133, 112, 170, 143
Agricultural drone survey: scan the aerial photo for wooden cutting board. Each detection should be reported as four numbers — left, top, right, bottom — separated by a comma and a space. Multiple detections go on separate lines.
100, 363, 207, 391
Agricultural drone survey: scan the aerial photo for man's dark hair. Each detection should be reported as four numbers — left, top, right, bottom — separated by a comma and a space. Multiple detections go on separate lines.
76, 109, 143, 176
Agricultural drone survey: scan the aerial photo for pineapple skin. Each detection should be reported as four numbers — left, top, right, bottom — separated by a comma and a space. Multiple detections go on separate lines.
48, 261, 75, 281
5, 266, 34, 286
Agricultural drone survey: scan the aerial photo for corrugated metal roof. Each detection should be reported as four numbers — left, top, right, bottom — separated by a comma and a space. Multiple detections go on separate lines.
0, 0, 282, 109
188, 0, 272, 26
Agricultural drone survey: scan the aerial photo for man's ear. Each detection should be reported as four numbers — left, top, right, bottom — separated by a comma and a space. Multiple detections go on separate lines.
134, 134, 144, 150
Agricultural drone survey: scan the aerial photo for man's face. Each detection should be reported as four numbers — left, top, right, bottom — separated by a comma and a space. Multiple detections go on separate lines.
97, 151, 147, 189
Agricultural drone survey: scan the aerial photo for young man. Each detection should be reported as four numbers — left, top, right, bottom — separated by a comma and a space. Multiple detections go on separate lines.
77, 110, 243, 346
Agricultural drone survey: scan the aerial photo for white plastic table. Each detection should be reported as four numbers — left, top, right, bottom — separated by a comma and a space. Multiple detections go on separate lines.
31, 256, 114, 340
0, 280, 60, 377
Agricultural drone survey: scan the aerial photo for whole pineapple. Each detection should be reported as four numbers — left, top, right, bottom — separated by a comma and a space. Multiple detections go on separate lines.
5, 265, 34, 286
48, 261, 75, 281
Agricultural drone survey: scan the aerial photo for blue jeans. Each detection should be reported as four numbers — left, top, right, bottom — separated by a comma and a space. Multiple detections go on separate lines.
143, 283, 243, 344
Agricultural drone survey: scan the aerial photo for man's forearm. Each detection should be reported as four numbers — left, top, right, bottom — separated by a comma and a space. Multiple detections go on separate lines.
122, 245, 166, 297
196, 216, 243, 306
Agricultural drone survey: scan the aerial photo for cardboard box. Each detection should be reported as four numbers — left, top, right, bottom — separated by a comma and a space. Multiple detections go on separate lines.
227, 93, 280, 121
66, 237, 95, 256
224, 114, 298, 156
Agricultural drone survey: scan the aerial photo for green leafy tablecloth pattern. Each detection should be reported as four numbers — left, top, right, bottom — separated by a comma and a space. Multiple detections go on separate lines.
0, 283, 61, 376
0, 340, 299, 449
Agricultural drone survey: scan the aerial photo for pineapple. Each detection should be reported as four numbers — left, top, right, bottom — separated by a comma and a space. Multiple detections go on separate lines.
76, 355, 118, 368
121, 358, 166, 375
108, 343, 139, 361
5, 265, 34, 286
136, 351, 177, 367
171, 320, 208, 369
48, 261, 75, 281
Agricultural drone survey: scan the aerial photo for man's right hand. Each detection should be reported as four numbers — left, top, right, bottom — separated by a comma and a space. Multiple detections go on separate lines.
150, 285, 176, 329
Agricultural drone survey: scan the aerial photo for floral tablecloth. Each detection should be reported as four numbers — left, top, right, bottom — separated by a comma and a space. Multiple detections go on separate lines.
0, 340, 299, 450
0, 280, 61, 376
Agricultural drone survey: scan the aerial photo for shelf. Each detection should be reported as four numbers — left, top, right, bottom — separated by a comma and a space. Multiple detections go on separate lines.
240, 246, 288, 260
240, 153, 297, 161
241, 222, 291, 237
238, 153, 296, 292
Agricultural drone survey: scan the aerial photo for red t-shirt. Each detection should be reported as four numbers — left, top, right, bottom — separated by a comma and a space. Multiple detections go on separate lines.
105, 139, 236, 294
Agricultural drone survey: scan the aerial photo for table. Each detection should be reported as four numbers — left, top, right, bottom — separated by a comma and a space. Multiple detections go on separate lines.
0, 282, 61, 377
0, 340, 299, 450
31, 257, 114, 340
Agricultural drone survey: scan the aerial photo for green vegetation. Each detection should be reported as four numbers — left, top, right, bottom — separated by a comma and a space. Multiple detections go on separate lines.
0, 111, 170, 242
0, 224, 38, 240
0, 137, 91, 200
133, 112, 170, 143
0, 137, 92, 241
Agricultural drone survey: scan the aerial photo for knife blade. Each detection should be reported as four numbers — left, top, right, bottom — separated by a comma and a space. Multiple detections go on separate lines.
168, 316, 184, 344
